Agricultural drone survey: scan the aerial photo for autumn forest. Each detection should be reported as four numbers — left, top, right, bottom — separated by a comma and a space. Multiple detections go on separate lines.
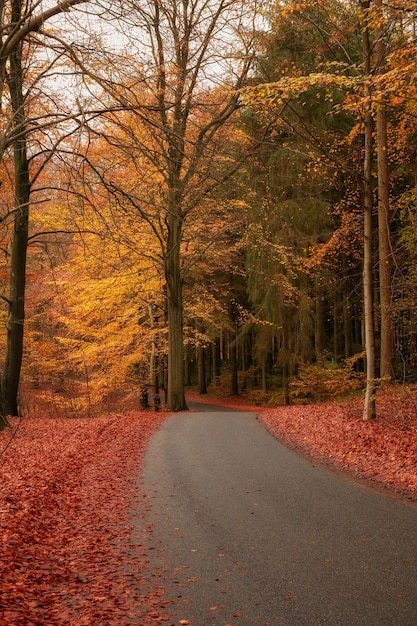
2, 0, 417, 430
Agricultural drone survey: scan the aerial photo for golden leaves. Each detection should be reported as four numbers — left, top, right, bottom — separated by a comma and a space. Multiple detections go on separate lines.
240, 73, 359, 111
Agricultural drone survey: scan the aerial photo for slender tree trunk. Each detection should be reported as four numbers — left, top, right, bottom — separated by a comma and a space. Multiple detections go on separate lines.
362, 2, 377, 420
261, 352, 267, 392
282, 358, 291, 406
212, 340, 219, 386
196, 321, 207, 394
228, 302, 239, 396
333, 295, 341, 361
339, 257, 352, 359
377, 104, 393, 379
343, 276, 353, 359
281, 320, 292, 406
314, 278, 325, 361
375, 0, 394, 381
229, 336, 239, 396
1, 19, 29, 423
148, 304, 159, 407
197, 343, 207, 395
241, 339, 246, 391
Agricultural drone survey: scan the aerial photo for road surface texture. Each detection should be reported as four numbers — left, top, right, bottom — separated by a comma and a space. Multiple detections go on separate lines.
141, 405, 417, 625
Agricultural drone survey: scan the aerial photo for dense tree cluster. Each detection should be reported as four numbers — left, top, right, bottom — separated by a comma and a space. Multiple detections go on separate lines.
2, 0, 417, 428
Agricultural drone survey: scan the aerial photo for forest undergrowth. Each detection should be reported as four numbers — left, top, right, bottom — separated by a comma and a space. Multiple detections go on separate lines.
1, 386, 416, 625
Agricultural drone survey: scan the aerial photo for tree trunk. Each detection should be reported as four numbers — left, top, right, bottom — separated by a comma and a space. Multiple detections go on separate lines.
343, 280, 353, 359
362, 3, 377, 420
148, 304, 159, 407
377, 104, 393, 380
1, 20, 29, 423
314, 278, 325, 361
333, 295, 341, 362
212, 340, 219, 386
197, 343, 207, 395
261, 352, 267, 392
165, 214, 187, 411
228, 302, 239, 396
196, 321, 207, 394
229, 336, 239, 396
282, 360, 291, 406
375, 0, 394, 381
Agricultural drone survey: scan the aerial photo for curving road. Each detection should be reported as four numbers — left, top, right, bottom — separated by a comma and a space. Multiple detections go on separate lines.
141, 406, 417, 625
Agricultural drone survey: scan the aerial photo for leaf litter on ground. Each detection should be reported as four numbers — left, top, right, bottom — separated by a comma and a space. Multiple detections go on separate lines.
0, 411, 174, 626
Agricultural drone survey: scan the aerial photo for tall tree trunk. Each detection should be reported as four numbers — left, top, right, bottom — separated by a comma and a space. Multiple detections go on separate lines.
261, 352, 267, 393
333, 295, 341, 361
375, 0, 394, 381
343, 296, 353, 359
228, 302, 239, 396
165, 213, 187, 411
229, 336, 239, 396
314, 277, 325, 362
362, 2, 377, 420
282, 363, 291, 405
212, 340, 219, 386
148, 303, 159, 407
197, 344, 207, 395
1, 16, 29, 424
196, 321, 207, 394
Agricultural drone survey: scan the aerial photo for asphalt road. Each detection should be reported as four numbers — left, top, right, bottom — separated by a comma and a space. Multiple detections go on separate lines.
141, 406, 417, 625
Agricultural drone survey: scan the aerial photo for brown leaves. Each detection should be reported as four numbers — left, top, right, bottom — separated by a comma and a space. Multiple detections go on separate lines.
0, 411, 172, 625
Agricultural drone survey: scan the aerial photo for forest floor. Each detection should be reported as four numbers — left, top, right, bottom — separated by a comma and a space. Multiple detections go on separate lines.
0, 409, 173, 625
0, 387, 416, 625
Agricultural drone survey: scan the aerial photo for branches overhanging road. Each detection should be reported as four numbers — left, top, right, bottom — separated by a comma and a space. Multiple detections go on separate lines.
141, 406, 417, 625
